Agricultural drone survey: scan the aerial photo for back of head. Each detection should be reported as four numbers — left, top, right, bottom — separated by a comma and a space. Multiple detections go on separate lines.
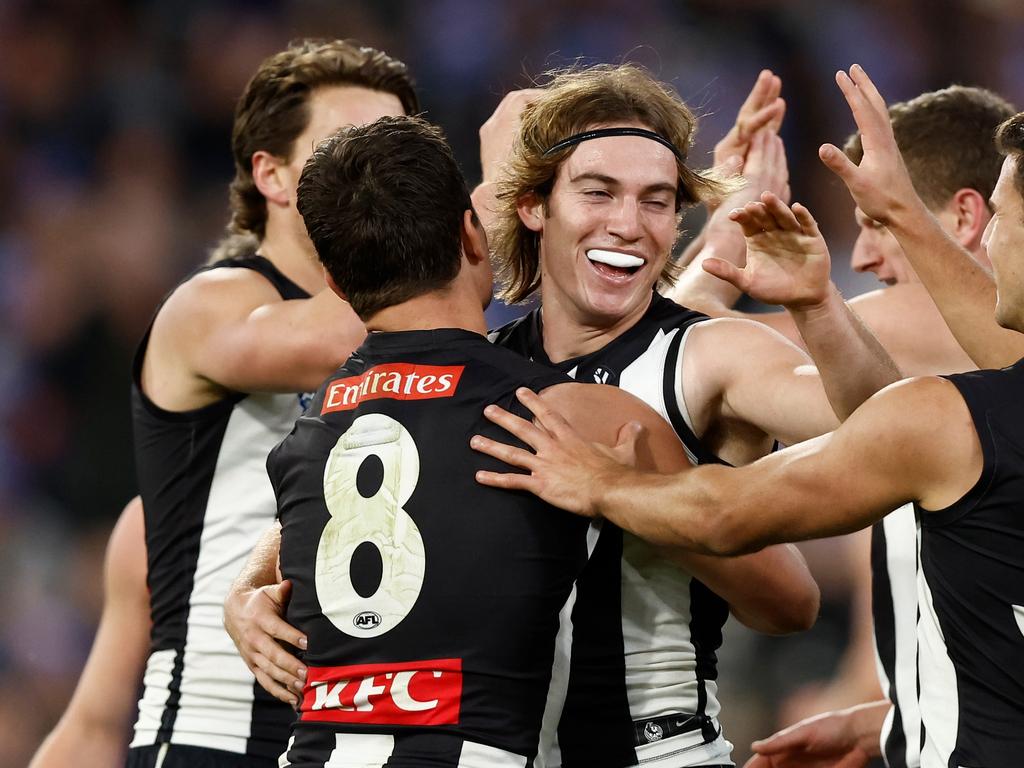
492, 63, 727, 304
297, 116, 472, 320
845, 85, 1016, 209
213, 39, 419, 260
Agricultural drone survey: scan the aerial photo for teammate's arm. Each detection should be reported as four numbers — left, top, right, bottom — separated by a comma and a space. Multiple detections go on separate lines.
820, 64, 1024, 370
29, 497, 150, 768
473, 377, 981, 555
224, 523, 307, 707
743, 700, 888, 768
147, 270, 365, 402
529, 384, 820, 635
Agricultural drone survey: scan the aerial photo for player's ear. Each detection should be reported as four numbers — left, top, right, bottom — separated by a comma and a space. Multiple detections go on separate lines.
517, 192, 545, 233
949, 187, 989, 251
461, 209, 489, 265
323, 267, 349, 302
252, 150, 291, 208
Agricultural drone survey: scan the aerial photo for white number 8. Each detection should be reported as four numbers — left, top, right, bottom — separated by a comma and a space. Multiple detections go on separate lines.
316, 413, 426, 638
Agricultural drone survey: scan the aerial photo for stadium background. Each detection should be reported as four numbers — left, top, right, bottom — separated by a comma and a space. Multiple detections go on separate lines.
1, 0, 1022, 764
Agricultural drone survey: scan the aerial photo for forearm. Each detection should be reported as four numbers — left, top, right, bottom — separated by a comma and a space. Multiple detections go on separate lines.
889, 206, 1024, 369
231, 523, 282, 593
670, 229, 746, 310
790, 285, 901, 422
30, 720, 127, 768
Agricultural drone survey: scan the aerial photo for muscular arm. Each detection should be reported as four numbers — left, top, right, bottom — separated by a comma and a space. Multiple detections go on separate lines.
820, 64, 1024, 369
29, 498, 150, 768
596, 377, 979, 555
144, 270, 365, 409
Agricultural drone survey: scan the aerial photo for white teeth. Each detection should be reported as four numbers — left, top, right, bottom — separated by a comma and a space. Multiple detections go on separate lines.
586, 249, 644, 269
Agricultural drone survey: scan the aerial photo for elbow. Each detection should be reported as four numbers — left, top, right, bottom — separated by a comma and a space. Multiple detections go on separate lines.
698, 508, 759, 557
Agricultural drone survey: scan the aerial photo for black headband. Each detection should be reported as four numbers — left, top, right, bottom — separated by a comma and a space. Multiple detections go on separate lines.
542, 127, 684, 162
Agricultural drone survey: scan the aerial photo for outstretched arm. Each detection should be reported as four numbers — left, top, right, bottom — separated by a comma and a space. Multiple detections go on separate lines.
29, 497, 150, 768
224, 524, 307, 707
820, 64, 1024, 369
473, 378, 980, 554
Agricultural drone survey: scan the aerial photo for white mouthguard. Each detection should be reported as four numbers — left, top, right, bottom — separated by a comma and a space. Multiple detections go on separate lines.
586, 249, 644, 269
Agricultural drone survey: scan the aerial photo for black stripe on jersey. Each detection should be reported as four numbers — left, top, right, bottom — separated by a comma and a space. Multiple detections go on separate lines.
661, 329, 721, 467
870, 523, 907, 768
248, 679, 298, 757
557, 525, 638, 768
152, 415, 232, 742
688, 579, 728, 742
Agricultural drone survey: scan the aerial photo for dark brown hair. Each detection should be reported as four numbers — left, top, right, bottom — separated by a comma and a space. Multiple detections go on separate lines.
491, 63, 728, 304
297, 116, 471, 319
995, 112, 1024, 203
844, 85, 1015, 209
214, 39, 418, 259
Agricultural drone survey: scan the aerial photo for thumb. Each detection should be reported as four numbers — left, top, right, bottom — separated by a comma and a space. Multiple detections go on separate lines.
702, 258, 747, 292
613, 421, 645, 466
266, 578, 293, 608
818, 143, 857, 184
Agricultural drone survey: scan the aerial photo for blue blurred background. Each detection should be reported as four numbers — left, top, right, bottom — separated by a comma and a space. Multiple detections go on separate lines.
2, 0, 1023, 764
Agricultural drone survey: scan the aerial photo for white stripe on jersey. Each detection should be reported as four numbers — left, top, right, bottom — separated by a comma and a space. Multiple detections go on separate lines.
877, 505, 922, 768
459, 740, 528, 767
138, 392, 303, 752
917, 533, 959, 768
535, 521, 602, 768
130, 648, 175, 746
616, 327, 723, 736
325, 733, 395, 766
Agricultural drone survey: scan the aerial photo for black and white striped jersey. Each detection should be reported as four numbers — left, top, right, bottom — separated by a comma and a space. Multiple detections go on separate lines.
269, 329, 602, 768
491, 293, 735, 768
130, 255, 306, 759
871, 509, 921, 768
913, 363, 1024, 768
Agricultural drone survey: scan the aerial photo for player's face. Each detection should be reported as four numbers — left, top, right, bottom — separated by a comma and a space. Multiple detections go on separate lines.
850, 208, 919, 285
525, 128, 679, 327
983, 156, 1024, 331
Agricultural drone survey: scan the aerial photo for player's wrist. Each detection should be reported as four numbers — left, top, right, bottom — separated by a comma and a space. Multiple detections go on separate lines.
781, 278, 839, 315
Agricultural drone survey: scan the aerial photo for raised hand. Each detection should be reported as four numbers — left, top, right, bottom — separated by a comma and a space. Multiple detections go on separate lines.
714, 69, 786, 170
818, 64, 922, 226
703, 192, 831, 309
224, 578, 307, 707
471, 388, 642, 516
479, 88, 544, 182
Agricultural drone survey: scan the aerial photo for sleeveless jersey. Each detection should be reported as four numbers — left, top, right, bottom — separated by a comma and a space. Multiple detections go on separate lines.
269, 328, 601, 768
871, 510, 922, 768
914, 362, 1024, 767
130, 255, 306, 759
491, 293, 734, 768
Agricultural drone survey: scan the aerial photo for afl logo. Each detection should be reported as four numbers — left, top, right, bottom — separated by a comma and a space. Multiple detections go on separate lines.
354, 611, 382, 630
643, 722, 664, 743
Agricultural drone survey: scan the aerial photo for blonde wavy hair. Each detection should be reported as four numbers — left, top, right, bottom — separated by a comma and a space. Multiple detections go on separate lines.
491, 63, 728, 304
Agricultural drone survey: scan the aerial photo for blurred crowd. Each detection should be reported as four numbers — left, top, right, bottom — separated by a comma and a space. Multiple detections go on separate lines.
2, 0, 1023, 765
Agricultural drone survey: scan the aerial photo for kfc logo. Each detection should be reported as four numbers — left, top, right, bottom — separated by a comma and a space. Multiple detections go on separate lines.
322, 364, 464, 414
301, 658, 462, 726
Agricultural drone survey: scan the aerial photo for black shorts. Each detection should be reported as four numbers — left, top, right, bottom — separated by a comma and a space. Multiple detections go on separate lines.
126, 743, 279, 768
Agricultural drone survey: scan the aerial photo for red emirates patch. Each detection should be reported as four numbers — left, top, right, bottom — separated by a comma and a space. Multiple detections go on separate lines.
300, 658, 462, 726
322, 364, 465, 414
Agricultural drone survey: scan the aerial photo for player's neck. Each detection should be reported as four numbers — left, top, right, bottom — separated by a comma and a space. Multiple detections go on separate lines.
366, 288, 488, 337
538, 290, 649, 363
258, 217, 327, 295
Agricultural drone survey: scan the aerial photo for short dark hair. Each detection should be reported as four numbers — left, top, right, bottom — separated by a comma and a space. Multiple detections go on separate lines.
214, 39, 419, 259
297, 116, 472, 319
844, 86, 1016, 209
996, 112, 1024, 203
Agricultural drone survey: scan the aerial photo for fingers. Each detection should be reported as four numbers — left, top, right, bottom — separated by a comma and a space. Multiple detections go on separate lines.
254, 667, 300, 708
702, 257, 748, 292
760, 192, 801, 231
847, 64, 887, 114
818, 142, 858, 184
791, 202, 822, 239
515, 387, 572, 437
742, 101, 786, 140
739, 70, 782, 124
481, 402, 547, 448
729, 200, 775, 236
257, 608, 308, 650
470, 434, 539, 471
475, 469, 537, 491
